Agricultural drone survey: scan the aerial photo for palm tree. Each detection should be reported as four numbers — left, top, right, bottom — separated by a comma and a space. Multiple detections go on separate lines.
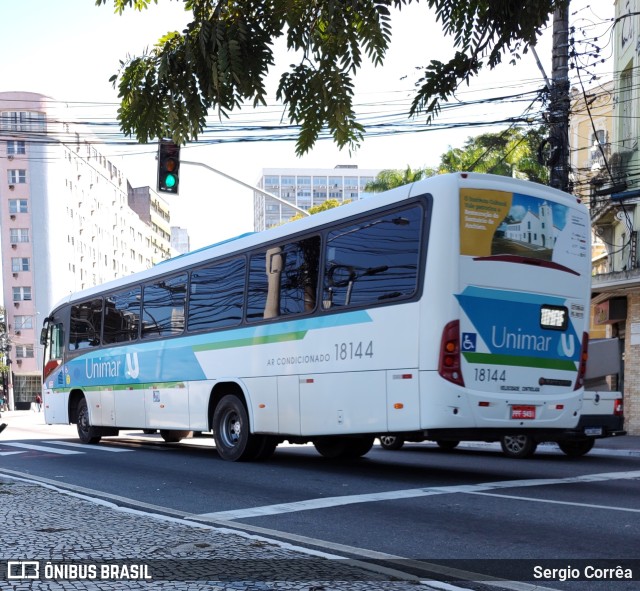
364, 166, 436, 193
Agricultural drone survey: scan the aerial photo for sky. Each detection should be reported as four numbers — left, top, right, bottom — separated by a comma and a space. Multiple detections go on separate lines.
1, 0, 615, 250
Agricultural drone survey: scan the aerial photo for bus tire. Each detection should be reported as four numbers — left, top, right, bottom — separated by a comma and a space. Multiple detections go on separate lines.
436, 440, 460, 451
558, 439, 594, 457
160, 430, 192, 443
314, 436, 373, 459
343, 436, 375, 458
313, 437, 349, 458
252, 436, 279, 461
500, 435, 537, 459
379, 435, 405, 450
213, 394, 259, 461
76, 398, 101, 444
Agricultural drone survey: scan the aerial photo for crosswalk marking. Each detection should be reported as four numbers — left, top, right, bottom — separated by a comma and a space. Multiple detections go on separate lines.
198, 469, 640, 521
0, 442, 83, 455
44, 441, 133, 453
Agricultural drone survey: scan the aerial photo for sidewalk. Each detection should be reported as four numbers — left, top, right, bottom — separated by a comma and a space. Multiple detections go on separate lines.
0, 474, 439, 590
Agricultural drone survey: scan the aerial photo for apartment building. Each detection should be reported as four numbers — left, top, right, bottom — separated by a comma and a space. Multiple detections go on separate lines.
254, 165, 381, 231
586, 0, 640, 434
0, 91, 167, 406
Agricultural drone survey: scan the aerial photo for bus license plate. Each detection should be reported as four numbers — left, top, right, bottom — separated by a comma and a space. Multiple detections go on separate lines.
511, 405, 536, 420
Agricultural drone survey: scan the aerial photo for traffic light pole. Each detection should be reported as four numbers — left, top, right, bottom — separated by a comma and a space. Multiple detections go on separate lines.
181, 160, 310, 217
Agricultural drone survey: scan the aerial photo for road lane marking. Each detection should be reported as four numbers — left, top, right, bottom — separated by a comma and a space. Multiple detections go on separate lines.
467, 491, 640, 513
198, 469, 640, 521
0, 451, 25, 456
44, 441, 133, 452
0, 442, 83, 455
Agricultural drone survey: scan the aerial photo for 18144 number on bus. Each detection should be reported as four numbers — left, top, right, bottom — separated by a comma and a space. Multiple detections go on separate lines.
334, 341, 373, 361
474, 368, 506, 382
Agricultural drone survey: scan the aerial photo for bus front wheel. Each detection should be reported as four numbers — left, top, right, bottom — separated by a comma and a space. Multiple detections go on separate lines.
76, 398, 101, 445
213, 394, 260, 462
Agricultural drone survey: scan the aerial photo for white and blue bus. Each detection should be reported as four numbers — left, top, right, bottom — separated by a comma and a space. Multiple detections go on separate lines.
41, 173, 592, 461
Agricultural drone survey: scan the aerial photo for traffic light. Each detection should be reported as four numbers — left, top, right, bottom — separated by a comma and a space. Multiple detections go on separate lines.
157, 139, 180, 194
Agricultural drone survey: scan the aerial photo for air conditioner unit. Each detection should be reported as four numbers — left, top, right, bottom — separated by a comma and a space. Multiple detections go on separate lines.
12, 273, 18, 278
7, 155, 14, 161
15, 330, 20, 335
11, 244, 17, 249
16, 359, 22, 365
8, 184, 15, 190
10, 214, 16, 220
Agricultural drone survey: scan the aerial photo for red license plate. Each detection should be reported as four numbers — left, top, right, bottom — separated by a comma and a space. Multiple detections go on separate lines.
511, 405, 536, 420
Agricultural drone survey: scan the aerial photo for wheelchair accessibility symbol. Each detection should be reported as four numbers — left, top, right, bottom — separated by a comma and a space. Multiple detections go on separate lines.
461, 333, 477, 352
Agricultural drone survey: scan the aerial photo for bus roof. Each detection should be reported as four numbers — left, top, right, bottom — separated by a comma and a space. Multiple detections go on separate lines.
49, 173, 583, 311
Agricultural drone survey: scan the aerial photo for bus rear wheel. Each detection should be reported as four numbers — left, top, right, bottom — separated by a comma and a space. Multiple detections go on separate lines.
436, 440, 460, 451
76, 398, 101, 444
558, 439, 594, 457
213, 394, 260, 462
160, 430, 192, 443
314, 436, 374, 459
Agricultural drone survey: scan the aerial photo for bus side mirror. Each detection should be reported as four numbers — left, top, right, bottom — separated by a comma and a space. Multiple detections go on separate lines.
40, 327, 48, 346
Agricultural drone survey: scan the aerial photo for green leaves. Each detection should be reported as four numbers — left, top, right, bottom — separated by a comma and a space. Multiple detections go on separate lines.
100, 0, 564, 154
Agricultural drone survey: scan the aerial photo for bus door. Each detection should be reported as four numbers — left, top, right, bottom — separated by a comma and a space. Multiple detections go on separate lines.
42, 317, 66, 423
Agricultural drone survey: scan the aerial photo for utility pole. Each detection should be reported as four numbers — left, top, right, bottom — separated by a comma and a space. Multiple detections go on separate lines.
549, 2, 571, 192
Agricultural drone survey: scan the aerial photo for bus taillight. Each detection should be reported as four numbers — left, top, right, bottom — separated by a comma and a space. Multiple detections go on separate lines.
574, 332, 589, 390
439, 320, 464, 386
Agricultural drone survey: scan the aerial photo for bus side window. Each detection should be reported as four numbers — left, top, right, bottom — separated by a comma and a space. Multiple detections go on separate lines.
323, 206, 422, 309
69, 299, 103, 350
188, 257, 245, 331
103, 287, 141, 344
247, 236, 320, 321
141, 274, 187, 339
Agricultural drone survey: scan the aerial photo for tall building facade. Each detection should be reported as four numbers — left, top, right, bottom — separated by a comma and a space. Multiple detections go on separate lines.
0, 91, 165, 406
127, 185, 172, 264
254, 165, 381, 231
586, 0, 640, 435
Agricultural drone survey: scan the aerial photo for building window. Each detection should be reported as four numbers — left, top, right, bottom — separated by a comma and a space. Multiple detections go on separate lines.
13, 287, 32, 301
15, 345, 35, 359
7, 140, 26, 155
621, 66, 634, 150
9, 199, 28, 214
8, 169, 26, 184
14, 315, 33, 330
11, 257, 30, 272
10, 229, 29, 243
0, 111, 46, 132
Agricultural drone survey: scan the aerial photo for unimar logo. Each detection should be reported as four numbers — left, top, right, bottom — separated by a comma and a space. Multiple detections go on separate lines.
83, 352, 140, 381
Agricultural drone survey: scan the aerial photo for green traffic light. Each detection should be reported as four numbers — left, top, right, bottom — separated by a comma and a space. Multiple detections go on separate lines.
165, 174, 177, 188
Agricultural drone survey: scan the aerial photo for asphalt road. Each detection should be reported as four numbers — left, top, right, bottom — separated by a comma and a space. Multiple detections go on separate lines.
2, 413, 639, 591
